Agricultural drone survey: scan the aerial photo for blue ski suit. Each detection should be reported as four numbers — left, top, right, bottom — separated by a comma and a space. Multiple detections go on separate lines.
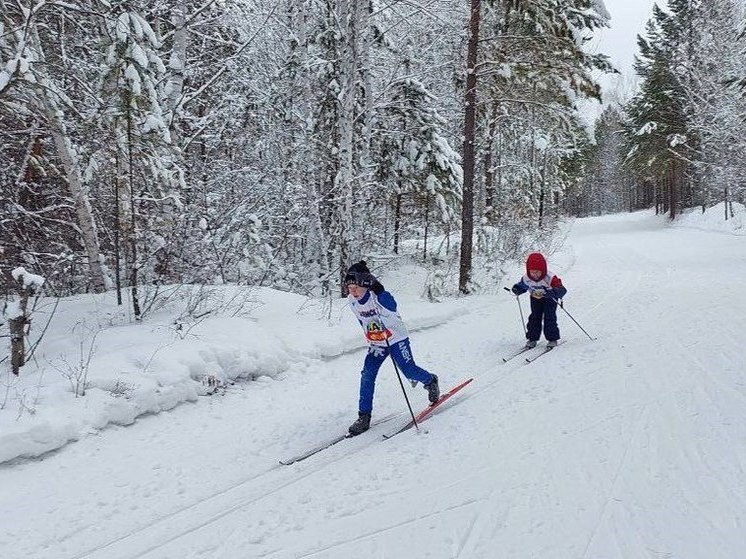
349, 289, 435, 413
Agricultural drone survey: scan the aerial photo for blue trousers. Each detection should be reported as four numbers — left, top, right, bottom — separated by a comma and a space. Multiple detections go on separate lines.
527, 297, 560, 342
358, 338, 434, 414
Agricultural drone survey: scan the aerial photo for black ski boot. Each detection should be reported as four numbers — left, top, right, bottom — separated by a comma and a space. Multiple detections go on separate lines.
348, 412, 371, 436
424, 374, 440, 404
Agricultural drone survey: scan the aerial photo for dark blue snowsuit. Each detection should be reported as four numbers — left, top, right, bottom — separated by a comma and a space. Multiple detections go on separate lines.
512, 252, 567, 343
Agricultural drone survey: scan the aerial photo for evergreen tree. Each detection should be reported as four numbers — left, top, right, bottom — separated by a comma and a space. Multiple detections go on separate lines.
376, 78, 463, 255
100, 5, 177, 316
476, 0, 613, 224
573, 106, 633, 216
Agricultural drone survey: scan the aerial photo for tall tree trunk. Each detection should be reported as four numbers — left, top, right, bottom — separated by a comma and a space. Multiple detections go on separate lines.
538, 151, 546, 228
335, 0, 358, 294
669, 160, 678, 220
422, 193, 430, 262
358, 0, 374, 191
294, 0, 330, 292
114, 151, 123, 305
484, 102, 502, 221
28, 26, 107, 293
126, 109, 141, 319
483, 105, 496, 221
724, 185, 729, 220
459, 0, 481, 294
42, 101, 108, 293
393, 191, 402, 255
165, 4, 188, 136
496, 127, 503, 219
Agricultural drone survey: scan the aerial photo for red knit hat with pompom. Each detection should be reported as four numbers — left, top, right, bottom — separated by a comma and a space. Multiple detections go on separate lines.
526, 252, 547, 279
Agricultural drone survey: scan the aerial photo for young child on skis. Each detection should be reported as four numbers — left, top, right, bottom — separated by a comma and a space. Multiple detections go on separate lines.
344, 261, 440, 436
511, 252, 567, 348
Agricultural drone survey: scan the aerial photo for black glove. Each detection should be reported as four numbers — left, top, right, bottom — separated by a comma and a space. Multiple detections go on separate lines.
511, 285, 521, 296
354, 272, 377, 288
371, 281, 385, 295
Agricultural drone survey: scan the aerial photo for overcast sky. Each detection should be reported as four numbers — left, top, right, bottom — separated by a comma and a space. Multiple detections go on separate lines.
581, 0, 666, 124
593, 0, 665, 79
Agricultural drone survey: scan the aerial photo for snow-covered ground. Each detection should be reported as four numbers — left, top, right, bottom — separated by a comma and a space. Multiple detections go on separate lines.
1, 205, 745, 559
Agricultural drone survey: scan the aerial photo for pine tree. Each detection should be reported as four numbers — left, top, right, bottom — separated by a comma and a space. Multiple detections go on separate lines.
100, 5, 175, 317
624, 3, 696, 219
477, 0, 612, 223
376, 78, 463, 255
575, 106, 632, 215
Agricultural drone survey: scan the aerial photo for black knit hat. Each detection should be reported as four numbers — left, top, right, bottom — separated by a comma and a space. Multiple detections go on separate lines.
344, 260, 370, 284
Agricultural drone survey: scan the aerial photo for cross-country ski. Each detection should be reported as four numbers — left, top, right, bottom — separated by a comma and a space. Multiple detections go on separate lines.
382, 377, 474, 439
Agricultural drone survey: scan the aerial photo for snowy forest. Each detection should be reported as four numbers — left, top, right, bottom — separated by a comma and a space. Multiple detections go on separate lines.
3, 2, 746, 557
2, 0, 745, 366
2, 0, 614, 307
578, 0, 746, 219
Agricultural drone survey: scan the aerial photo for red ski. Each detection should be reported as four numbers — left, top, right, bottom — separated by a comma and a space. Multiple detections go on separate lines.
382, 377, 474, 439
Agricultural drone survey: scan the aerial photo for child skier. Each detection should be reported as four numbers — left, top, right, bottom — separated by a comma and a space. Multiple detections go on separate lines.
344, 261, 440, 436
511, 252, 567, 348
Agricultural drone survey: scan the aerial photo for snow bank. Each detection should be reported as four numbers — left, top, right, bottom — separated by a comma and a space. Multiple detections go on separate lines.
674, 202, 745, 235
0, 284, 465, 464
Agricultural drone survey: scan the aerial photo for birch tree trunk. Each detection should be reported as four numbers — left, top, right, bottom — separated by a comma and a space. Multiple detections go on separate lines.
357, 0, 374, 191
335, 0, 358, 294
40, 96, 107, 294
28, 28, 107, 293
484, 102, 498, 220
165, 4, 188, 138
291, 0, 331, 292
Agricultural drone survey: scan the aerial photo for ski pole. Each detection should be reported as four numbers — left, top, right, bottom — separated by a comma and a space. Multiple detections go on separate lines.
546, 296, 595, 341
503, 287, 526, 336
375, 309, 419, 431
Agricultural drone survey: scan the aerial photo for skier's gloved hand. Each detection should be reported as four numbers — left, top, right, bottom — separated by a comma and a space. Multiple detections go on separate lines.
371, 281, 385, 295
511, 285, 522, 296
354, 272, 377, 288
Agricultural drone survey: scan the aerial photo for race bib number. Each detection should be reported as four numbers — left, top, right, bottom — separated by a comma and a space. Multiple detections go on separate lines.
366, 321, 392, 342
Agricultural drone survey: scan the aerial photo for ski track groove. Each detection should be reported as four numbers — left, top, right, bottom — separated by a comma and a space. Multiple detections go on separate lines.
281, 498, 479, 559
69, 313, 480, 559
75, 373, 473, 559
73, 424, 398, 559
69, 464, 281, 559
103, 317, 489, 558
450, 383, 684, 559
580, 403, 649, 559
453, 508, 482, 559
